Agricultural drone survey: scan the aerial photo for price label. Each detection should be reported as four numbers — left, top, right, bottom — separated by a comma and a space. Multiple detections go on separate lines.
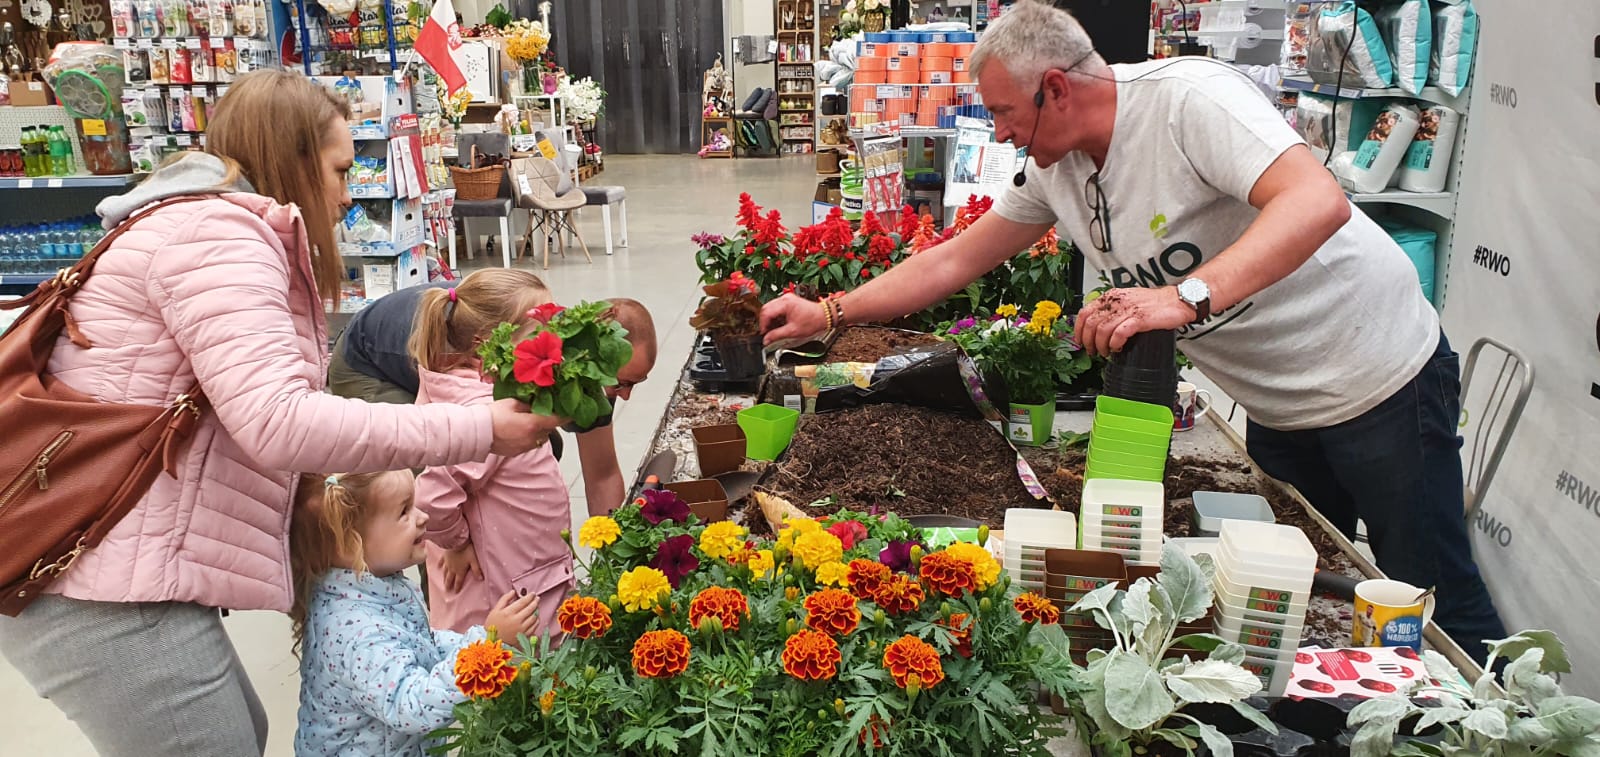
162, 39, 179, 50
114, 39, 130, 49
137, 39, 154, 49
16, 179, 33, 189
186, 39, 202, 50
46, 178, 63, 188
876, 85, 903, 99
81, 119, 108, 136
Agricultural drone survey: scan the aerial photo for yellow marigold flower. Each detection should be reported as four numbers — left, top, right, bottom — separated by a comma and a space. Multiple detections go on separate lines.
698, 521, 747, 561
617, 566, 672, 612
777, 517, 822, 550
995, 303, 1019, 318
792, 530, 845, 570
1033, 300, 1062, 323
942, 543, 1001, 590
577, 516, 621, 549
815, 561, 850, 587
748, 549, 777, 579
1025, 319, 1050, 335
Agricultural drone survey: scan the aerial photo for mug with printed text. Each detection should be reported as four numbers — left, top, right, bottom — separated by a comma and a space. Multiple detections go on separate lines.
1353, 579, 1436, 651
1173, 381, 1211, 432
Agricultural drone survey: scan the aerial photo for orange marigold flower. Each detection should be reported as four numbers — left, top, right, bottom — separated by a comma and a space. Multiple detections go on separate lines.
782, 629, 843, 681
859, 714, 890, 749
941, 612, 975, 658
1013, 592, 1061, 625
538, 688, 556, 715
454, 638, 518, 699
557, 596, 614, 639
803, 588, 862, 636
918, 552, 979, 598
870, 574, 925, 616
846, 559, 891, 600
631, 629, 692, 679
688, 586, 750, 632
882, 635, 945, 690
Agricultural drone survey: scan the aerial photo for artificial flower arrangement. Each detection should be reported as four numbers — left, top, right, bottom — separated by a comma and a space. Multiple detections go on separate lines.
476, 300, 633, 429
945, 300, 1092, 406
435, 491, 1081, 756
501, 18, 552, 65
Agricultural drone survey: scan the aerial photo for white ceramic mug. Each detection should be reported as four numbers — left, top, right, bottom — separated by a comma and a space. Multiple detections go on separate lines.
1173, 381, 1211, 432
1353, 579, 1436, 651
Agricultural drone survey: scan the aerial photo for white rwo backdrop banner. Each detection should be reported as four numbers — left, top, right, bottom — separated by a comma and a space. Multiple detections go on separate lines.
1440, 0, 1600, 693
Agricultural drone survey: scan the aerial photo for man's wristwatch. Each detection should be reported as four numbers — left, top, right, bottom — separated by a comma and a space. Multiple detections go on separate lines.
1176, 278, 1212, 324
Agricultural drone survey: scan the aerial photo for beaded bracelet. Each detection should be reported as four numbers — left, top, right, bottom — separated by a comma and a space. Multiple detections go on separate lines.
820, 300, 835, 331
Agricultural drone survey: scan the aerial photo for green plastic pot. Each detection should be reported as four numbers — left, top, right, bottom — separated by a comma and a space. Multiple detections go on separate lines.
1006, 401, 1055, 447
1084, 445, 1167, 476
1084, 457, 1165, 483
737, 403, 800, 461
1093, 395, 1175, 438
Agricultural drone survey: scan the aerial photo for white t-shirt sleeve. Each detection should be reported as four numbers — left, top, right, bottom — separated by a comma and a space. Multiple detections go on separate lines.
1172, 74, 1304, 204
991, 165, 1059, 225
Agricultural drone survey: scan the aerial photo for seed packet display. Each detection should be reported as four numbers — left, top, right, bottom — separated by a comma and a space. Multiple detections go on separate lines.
209, 0, 233, 37
169, 91, 186, 132
189, 40, 211, 84
149, 46, 171, 85
169, 43, 193, 85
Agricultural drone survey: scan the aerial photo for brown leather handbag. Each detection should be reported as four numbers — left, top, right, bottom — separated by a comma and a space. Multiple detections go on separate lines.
0, 198, 209, 616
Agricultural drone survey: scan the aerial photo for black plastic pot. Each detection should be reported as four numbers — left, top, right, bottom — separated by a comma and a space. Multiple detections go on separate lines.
712, 331, 766, 379
1103, 330, 1178, 406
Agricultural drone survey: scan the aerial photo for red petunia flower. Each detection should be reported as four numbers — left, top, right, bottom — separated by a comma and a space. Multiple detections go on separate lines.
512, 331, 564, 387
528, 302, 566, 322
825, 520, 868, 551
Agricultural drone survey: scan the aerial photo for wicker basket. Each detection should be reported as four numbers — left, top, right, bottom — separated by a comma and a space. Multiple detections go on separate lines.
450, 144, 506, 201
450, 165, 505, 200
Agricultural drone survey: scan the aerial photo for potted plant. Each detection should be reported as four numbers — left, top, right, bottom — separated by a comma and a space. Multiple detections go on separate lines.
1347, 630, 1600, 757
1062, 545, 1278, 757
690, 272, 766, 379
475, 300, 633, 430
951, 300, 1085, 446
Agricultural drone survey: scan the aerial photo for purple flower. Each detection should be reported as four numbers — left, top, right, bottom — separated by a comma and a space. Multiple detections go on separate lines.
691, 232, 727, 249
639, 489, 690, 525
947, 325, 961, 335
956, 317, 977, 330
880, 540, 919, 573
649, 534, 700, 588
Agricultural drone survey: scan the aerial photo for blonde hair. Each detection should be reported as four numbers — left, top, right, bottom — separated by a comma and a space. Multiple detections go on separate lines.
206, 69, 352, 307
289, 471, 388, 653
605, 297, 657, 365
409, 269, 552, 372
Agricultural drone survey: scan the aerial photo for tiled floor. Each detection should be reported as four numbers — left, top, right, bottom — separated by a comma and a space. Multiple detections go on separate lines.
0, 154, 825, 757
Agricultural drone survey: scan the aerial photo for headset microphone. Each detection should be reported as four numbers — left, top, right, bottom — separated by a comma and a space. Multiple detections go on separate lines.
1013, 86, 1047, 187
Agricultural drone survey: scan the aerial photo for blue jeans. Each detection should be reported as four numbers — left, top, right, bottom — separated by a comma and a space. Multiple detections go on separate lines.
1246, 331, 1505, 663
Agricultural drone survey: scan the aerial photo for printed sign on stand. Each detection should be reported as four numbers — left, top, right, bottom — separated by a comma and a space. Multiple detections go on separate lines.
947, 116, 1017, 203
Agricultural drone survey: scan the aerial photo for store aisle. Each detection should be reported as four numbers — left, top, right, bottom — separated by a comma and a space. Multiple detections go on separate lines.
0, 154, 822, 757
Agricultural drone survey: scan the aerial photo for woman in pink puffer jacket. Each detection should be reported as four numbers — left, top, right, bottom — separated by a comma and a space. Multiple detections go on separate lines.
0, 70, 562, 756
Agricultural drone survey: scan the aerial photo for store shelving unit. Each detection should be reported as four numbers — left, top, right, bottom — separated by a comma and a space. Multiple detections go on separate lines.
776, 0, 816, 154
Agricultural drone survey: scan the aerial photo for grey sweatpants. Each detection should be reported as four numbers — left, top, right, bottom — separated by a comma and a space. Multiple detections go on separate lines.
0, 595, 268, 756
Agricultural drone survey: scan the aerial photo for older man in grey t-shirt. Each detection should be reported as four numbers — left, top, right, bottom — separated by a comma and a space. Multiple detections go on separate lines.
760, 0, 1503, 660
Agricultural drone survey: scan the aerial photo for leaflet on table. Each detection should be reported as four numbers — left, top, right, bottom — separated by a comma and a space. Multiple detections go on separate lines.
947, 116, 1016, 204
1288, 646, 1468, 700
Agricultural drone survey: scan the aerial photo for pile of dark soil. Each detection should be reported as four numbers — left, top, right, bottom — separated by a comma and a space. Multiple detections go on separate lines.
762, 404, 1043, 528
823, 326, 944, 364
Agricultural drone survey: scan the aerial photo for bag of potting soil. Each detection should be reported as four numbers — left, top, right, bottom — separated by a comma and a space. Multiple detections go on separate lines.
764, 341, 1006, 419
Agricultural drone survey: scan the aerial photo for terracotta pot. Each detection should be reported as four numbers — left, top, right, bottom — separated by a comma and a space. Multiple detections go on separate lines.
665, 479, 729, 523
691, 423, 745, 477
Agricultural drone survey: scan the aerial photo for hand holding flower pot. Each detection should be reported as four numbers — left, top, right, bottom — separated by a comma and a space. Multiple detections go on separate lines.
477, 300, 633, 430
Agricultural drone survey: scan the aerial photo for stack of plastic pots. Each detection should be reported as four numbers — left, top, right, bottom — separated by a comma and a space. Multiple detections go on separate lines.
1079, 478, 1164, 567
1002, 509, 1079, 594
1087, 395, 1173, 483
1213, 521, 1317, 697
1044, 548, 1126, 664
1101, 329, 1179, 407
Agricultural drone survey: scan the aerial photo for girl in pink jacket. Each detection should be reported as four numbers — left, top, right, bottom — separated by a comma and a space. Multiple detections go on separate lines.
408, 270, 577, 638
0, 70, 561, 756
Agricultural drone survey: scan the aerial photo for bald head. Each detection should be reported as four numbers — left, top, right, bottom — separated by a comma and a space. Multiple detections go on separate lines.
605, 298, 656, 400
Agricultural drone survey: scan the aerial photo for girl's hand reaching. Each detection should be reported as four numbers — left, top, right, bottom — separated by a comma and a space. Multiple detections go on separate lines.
440, 542, 483, 593
484, 590, 540, 639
